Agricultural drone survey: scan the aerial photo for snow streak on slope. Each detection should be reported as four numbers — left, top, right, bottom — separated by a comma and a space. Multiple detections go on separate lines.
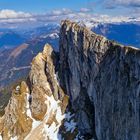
25, 92, 65, 140
24, 91, 80, 140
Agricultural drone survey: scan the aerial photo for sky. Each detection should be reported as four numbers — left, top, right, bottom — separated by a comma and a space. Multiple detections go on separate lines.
0, 0, 140, 15
0, 0, 140, 28
0, 0, 90, 13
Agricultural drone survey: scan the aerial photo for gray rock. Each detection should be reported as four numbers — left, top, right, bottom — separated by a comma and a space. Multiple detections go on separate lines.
59, 20, 140, 140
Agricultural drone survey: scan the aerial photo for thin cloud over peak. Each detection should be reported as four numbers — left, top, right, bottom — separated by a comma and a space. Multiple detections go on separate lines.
104, 0, 140, 9
80, 8, 91, 12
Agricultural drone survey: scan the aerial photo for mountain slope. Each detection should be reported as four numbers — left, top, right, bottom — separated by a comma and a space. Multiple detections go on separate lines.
0, 31, 26, 49
0, 31, 59, 88
0, 20, 140, 140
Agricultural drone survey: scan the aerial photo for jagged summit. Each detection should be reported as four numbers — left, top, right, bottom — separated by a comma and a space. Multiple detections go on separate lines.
61, 20, 140, 52
0, 43, 70, 140
0, 20, 140, 140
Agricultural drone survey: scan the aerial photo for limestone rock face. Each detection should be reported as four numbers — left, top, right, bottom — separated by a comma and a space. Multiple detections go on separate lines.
0, 44, 70, 140
59, 20, 140, 139
29, 44, 68, 120
0, 81, 32, 140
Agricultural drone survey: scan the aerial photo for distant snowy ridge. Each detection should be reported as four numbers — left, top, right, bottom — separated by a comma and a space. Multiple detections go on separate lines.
77, 16, 140, 29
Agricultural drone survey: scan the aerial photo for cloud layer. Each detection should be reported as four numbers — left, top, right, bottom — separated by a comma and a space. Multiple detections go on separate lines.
0, 9, 36, 26
0, 8, 139, 29
0, 9, 32, 19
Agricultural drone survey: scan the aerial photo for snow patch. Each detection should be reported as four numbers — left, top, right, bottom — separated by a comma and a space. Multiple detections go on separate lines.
127, 46, 140, 50
43, 95, 65, 139
64, 119, 76, 133
49, 33, 59, 39
65, 112, 74, 121
25, 93, 42, 139
10, 136, 17, 140
26, 93, 41, 128
25, 92, 78, 139
74, 132, 84, 140
15, 85, 20, 91
43, 123, 58, 140
26, 93, 32, 118
26, 93, 65, 140
45, 95, 63, 118
41, 33, 59, 39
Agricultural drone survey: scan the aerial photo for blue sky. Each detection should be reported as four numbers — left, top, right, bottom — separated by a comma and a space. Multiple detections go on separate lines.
0, 0, 93, 13
0, 0, 140, 28
0, 0, 140, 16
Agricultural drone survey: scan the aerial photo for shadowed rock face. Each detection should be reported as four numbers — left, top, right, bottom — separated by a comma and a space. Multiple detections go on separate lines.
59, 20, 140, 140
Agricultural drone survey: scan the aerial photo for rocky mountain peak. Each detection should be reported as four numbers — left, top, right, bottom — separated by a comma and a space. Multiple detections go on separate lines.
0, 81, 32, 140
0, 43, 70, 140
0, 20, 140, 140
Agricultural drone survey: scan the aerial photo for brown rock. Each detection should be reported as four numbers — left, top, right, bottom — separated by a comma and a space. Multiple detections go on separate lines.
0, 81, 32, 140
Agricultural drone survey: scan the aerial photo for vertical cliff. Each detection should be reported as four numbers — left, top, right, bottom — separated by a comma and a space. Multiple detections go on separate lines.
59, 20, 140, 140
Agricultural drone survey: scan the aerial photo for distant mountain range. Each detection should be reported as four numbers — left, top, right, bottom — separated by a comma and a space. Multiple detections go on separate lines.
92, 23, 140, 48
0, 24, 60, 89
0, 21, 139, 51
0, 21, 140, 86
0, 31, 26, 49
0, 21, 139, 89
0, 23, 60, 50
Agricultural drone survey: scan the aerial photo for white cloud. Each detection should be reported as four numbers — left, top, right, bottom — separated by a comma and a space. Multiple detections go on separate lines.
0, 9, 36, 28
80, 8, 91, 12
0, 9, 32, 19
0, 8, 139, 29
105, 0, 140, 8
116, 0, 140, 7
50, 8, 73, 16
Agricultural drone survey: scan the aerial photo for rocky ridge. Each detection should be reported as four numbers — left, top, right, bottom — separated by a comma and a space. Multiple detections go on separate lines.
0, 20, 140, 140
0, 43, 79, 140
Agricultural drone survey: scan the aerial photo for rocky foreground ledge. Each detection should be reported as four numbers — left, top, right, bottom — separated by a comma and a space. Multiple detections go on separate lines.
0, 20, 140, 140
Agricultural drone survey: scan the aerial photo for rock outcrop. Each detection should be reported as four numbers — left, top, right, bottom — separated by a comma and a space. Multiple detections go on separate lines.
59, 20, 140, 140
0, 20, 140, 140
0, 81, 32, 140
0, 44, 78, 140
